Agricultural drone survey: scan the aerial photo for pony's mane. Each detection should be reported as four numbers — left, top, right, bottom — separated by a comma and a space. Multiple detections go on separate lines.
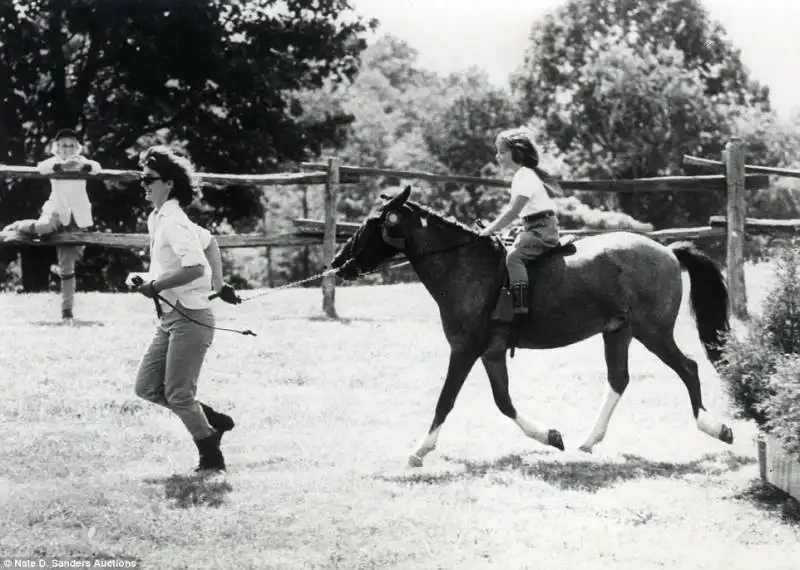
405, 200, 480, 237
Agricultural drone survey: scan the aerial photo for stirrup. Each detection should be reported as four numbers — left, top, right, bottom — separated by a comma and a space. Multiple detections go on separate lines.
507, 314, 526, 358
509, 282, 531, 316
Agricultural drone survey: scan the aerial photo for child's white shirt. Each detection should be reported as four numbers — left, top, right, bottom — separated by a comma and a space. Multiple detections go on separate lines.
510, 167, 556, 219
37, 156, 102, 228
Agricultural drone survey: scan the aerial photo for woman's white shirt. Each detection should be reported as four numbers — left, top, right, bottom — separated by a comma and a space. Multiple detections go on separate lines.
146, 199, 212, 310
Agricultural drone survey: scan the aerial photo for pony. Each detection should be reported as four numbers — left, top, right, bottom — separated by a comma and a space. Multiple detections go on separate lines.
331, 186, 733, 467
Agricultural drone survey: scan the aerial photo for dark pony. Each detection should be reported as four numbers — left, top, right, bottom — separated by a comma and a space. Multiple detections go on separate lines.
332, 187, 732, 467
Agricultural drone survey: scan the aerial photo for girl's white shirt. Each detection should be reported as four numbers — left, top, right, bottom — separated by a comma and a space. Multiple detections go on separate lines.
510, 167, 556, 219
145, 199, 213, 311
37, 155, 102, 228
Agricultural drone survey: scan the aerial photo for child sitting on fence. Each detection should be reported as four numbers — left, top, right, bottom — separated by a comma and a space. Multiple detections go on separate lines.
2, 128, 102, 321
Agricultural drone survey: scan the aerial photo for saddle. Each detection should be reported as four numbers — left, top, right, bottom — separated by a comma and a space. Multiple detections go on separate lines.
490, 233, 578, 324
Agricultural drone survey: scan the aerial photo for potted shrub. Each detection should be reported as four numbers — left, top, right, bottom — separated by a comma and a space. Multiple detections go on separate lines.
718, 241, 800, 501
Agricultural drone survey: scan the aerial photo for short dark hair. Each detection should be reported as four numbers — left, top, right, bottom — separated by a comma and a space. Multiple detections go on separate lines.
54, 128, 79, 140
138, 145, 198, 207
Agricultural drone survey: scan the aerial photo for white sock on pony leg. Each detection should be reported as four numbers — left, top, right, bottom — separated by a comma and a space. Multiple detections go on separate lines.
408, 425, 442, 467
696, 409, 724, 438
514, 413, 550, 445
579, 387, 622, 453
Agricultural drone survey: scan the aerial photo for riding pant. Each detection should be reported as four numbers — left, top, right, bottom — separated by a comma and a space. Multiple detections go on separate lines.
506, 210, 560, 284
134, 305, 216, 440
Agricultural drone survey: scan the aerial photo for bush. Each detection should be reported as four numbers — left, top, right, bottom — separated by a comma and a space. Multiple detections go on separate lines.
718, 240, 800, 452
556, 196, 653, 232
760, 356, 800, 454
760, 243, 800, 354
718, 332, 780, 427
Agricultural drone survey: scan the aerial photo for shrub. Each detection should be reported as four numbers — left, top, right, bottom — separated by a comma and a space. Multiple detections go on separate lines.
556, 196, 653, 232
717, 332, 779, 427
760, 356, 800, 454
718, 239, 800, 451
760, 242, 800, 354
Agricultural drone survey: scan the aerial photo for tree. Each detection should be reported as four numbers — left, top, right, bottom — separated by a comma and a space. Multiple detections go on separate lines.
513, 0, 769, 123
421, 69, 520, 221
294, 35, 450, 222
732, 108, 800, 224
0, 0, 374, 290
511, 0, 771, 228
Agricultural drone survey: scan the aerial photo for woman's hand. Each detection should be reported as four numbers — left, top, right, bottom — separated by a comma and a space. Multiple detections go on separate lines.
136, 280, 160, 299
211, 283, 242, 305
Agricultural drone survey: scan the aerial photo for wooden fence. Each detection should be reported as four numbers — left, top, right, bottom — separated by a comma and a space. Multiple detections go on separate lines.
683, 138, 800, 318
0, 160, 345, 316
2, 137, 798, 319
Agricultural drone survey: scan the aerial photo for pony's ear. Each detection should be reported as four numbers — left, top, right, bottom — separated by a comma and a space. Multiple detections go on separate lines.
388, 186, 411, 206
380, 186, 412, 205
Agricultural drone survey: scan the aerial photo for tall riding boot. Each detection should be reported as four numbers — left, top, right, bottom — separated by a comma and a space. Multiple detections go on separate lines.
200, 402, 235, 437
508, 282, 531, 357
194, 431, 226, 472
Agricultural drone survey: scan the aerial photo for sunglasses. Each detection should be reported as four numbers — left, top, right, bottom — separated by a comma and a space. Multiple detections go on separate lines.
141, 175, 162, 185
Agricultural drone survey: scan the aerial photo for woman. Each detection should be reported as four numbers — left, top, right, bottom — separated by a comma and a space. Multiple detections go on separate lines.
131, 145, 235, 473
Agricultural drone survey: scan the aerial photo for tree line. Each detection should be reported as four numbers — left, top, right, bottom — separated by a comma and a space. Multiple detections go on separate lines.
1, 0, 799, 291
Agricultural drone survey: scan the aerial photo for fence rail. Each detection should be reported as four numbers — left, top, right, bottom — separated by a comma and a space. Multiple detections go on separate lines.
0, 230, 353, 249
2, 138, 798, 320
293, 218, 726, 241
0, 164, 330, 187
300, 161, 769, 192
683, 155, 800, 179
708, 216, 800, 233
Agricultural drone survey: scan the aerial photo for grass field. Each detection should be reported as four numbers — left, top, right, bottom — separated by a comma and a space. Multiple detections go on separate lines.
1, 261, 799, 569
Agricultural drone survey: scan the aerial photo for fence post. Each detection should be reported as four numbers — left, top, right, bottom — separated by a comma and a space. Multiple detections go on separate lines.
725, 137, 748, 319
322, 157, 339, 318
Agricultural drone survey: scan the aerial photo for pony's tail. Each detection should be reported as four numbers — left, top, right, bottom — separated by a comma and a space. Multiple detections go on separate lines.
669, 241, 730, 364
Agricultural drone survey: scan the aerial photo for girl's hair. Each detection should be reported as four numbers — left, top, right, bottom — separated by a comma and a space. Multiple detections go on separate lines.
496, 127, 562, 196
138, 145, 198, 207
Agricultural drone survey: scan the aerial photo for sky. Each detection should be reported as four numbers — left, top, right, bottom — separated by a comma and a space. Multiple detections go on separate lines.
351, 0, 800, 118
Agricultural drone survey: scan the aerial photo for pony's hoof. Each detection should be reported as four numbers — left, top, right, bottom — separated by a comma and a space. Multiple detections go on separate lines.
547, 429, 565, 451
408, 454, 424, 468
577, 444, 593, 454
719, 424, 734, 444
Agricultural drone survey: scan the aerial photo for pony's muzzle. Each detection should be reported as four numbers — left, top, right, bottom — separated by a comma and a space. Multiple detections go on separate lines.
336, 260, 360, 280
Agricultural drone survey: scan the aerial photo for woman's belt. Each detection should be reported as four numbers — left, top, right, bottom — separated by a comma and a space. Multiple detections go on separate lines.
522, 210, 555, 224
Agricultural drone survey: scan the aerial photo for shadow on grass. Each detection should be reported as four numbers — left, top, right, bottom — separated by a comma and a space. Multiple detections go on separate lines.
379, 451, 756, 493
307, 315, 408, 324
733, 479, 800, 524
29, 547, 140, 566
144, 473, 233, 509
30, 319, 105, 327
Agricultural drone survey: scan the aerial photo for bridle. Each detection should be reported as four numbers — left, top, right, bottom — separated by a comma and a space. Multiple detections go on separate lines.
340, 207, 487, 277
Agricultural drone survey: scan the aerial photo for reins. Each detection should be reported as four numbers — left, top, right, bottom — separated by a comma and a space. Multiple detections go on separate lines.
151, 293, 257, 336
403, 234, 484, 262
142, 223, 489, 335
